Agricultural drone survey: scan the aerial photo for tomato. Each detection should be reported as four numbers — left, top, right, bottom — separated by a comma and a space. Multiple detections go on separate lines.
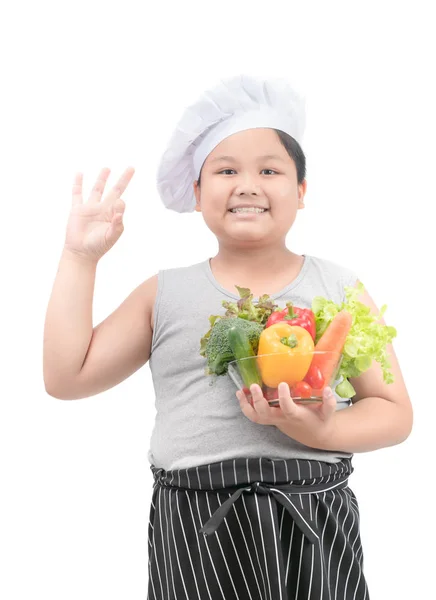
291, 381, 313, 398
263, 386, 279, 401
304, 364, 325, 389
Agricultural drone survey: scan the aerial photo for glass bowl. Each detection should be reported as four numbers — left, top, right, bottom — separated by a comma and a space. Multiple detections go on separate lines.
227, 351, 343, 406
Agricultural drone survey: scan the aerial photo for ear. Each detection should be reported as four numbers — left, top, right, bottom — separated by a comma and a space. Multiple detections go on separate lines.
193, 180, 201, 212
298, 179, 307, 209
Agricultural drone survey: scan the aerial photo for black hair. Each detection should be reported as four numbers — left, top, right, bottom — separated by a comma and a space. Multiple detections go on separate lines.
196, 129, 306, 186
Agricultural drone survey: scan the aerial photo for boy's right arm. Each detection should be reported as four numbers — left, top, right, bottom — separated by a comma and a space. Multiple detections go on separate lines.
43, 249, 157, 400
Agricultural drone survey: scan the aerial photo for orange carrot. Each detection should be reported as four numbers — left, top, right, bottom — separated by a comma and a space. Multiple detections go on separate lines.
310, 310, 353, 389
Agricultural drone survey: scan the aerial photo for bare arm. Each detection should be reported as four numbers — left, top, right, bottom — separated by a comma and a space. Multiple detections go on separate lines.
275, 281, 413, 452
43, 166, 150, 400
43, 249, 97, 394
70, 274, 157, 400
320, 282, 413, 452
43, 251, 157, 400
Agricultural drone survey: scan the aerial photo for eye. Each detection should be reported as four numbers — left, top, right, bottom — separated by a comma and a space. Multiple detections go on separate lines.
218, 168, 279, 175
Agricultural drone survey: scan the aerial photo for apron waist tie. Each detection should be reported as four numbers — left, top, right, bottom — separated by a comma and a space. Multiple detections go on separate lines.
199, 476, 349, 545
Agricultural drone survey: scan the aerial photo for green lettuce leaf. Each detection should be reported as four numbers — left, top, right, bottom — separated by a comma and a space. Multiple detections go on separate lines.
312, 281, 397, 399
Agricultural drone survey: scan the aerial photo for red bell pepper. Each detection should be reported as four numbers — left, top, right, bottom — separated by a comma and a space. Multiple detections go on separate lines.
265, 302, 316, 342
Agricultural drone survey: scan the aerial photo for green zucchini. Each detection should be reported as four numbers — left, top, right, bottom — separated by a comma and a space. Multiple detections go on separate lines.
227, 326, 263, 388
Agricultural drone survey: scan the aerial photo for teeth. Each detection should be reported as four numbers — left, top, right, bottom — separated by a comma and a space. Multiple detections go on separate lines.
230, 207, 266, 213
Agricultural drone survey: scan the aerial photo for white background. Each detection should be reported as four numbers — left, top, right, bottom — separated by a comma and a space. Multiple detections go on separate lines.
1, 1, 433, 598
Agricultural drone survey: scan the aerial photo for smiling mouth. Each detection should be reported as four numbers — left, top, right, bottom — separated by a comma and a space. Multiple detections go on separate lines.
228, 208, 269, 214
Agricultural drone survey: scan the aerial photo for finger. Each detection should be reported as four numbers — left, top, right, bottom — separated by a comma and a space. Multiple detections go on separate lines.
72, 172, 83, 206
319, 387, 337, 420
236, 389, 258, 420
278, 382, 299, 418
112, 209, 124, 226
102, 166, 136, 207
87, 167, 112, 205
107, 211, 124, 241
250, 384, 271, 416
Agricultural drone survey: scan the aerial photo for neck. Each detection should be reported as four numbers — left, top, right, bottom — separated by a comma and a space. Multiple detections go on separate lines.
211, 244, 300, 277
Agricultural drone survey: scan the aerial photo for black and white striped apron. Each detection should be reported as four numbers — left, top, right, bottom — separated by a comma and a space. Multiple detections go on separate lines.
147, 457, 369, 599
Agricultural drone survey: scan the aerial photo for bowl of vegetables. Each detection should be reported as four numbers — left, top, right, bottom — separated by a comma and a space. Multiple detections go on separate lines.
226, 317, 343, 405
228, 350, 343, 406
200, 282, 397, 403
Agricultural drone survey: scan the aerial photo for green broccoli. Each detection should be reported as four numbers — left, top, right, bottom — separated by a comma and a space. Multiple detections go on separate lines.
200, 317, 264, 376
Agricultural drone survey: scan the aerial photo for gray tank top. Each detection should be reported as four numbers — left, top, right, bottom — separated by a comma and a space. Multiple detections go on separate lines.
148, 254, 359, 471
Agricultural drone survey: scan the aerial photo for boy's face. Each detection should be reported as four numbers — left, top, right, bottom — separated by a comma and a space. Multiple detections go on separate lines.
193, 128, 306, 247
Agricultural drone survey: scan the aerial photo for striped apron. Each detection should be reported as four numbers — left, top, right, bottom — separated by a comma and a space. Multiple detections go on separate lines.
147, 457, 369, 599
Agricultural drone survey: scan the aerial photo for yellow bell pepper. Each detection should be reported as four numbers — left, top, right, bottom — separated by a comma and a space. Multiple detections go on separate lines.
257, 323, 315, 388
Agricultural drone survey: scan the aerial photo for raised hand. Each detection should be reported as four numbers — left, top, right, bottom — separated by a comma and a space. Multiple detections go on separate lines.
64, 167, 135, 262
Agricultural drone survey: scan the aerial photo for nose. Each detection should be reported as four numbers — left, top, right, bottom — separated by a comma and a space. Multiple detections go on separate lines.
235, 176, 261, 196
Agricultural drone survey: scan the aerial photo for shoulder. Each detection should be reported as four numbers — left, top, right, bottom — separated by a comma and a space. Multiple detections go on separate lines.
146, 259, 207, 300
143, 260, 205, 330
135, 273, 159, 330
156, 259, 206, 278
308, 254, 358, 283
306, 254, 359, 302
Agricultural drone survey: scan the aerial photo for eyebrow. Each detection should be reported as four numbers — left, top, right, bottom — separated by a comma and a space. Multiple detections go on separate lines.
209, 154, 285, 163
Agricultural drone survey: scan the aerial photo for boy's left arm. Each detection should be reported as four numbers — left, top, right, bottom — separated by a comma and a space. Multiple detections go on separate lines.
277, 281, 413, 453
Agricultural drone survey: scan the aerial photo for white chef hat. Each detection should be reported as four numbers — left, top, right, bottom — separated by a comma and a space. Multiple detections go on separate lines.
156, 74, 306, 213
